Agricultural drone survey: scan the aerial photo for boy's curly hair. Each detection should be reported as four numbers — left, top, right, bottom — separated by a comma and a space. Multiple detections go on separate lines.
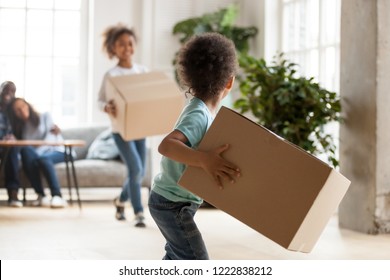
176, 32, 237, 100
102, 23, 137, 59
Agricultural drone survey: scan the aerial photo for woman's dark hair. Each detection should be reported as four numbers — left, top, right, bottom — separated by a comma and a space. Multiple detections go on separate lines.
102, 24, 137, 59
6, 98, 40, 139
176, 32, 238, 100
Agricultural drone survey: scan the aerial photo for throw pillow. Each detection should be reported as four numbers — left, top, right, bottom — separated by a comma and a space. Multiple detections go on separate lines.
86, 128, 119, 160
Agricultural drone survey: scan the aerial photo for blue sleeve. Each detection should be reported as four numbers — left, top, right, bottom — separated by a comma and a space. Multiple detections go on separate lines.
175, 109, 208, 148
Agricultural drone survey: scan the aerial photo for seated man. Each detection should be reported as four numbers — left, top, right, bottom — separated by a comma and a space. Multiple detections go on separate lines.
0, 81, 22, 207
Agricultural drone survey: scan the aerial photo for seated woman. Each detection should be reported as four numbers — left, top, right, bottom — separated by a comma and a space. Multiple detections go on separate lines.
7, 98, 67, 208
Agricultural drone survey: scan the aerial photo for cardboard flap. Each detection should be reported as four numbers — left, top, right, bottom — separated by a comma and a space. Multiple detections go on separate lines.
105, 71, 185, 140
108, 71, 181, 102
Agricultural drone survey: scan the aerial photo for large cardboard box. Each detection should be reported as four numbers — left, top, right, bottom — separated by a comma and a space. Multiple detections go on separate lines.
178, 106, 350, 253
105, 71, 184, 140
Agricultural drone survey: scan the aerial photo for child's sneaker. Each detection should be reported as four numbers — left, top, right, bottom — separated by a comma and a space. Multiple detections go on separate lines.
134, 212, 145, 228
51, 196, 68, 208
8, 190, 23, 207
114, 197, 126, 221
32, 195, 51, 207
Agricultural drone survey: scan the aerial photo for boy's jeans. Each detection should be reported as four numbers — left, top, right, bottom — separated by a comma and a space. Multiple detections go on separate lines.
148, 190, 209, 260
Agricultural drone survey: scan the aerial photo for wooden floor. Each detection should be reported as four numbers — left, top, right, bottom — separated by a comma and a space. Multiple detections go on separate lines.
1, 188, 390, 260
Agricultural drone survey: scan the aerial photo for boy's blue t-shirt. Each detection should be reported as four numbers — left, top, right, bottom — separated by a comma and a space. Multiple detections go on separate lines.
152, 97, 213, 204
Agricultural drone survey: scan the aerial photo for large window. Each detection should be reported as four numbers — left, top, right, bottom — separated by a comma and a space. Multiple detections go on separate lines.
281, 0, 340, 92
0, 0, 83, 126
280, 0, 341, 164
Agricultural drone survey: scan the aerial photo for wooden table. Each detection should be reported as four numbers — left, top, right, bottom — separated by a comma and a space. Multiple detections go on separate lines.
0, 139, 86, 209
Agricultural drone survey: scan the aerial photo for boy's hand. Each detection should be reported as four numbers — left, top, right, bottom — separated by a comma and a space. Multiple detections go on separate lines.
200, 144, 240, 189
158, 131, 240, 189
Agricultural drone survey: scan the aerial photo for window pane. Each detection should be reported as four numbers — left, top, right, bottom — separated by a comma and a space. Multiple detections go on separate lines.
0, 9, 26, 55
295, 52, 306, 75
321, 46, 338, 91
26, 10, 53, 56
306, 49, 319, 81
321, 0, 340, 45
0, 0, 25, 8
52, 58, 79, 124
306, 0, 319, 48
27, 0, 53, 9
54, 0, 80, 10
24, 57, 52, 108
53, 11, 80, 56
282, 4, 291, 51
297, 1, 306, 50
0, 56, 25, 93
53, 58, 78, 104
282, 2, 304, 52
292, 2, 300, 51
285, 52, 304, 75
286, 52, 298, 67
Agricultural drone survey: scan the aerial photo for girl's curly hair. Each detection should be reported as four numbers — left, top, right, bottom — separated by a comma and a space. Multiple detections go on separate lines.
176, 32, 237, 100
102, 23, 137, 59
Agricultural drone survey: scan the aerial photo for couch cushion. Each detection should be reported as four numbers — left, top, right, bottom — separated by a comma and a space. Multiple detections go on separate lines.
55, 159, 126, 188
61, 126, 108, 159
86, 128, 119, 160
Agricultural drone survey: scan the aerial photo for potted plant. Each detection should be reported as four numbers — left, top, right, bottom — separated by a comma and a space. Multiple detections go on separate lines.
172, 4, 258, 67
234, 53, 342, 167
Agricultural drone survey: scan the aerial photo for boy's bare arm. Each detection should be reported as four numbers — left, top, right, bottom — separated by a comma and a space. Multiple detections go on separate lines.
159, 130, 240, 188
